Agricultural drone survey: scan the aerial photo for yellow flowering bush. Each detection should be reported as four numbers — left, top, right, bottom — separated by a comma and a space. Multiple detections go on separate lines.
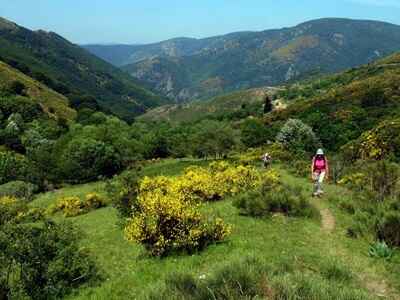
0, 195, 18, 206
345, 119, 400, 161
16, 207, 45, 223
85, 193, 107, 209
0, 196, 33, 225
124, 162, 264, 256
124, 189, 231, 256
138, 162, 261, 204
338, 173, 367, 186
55, 196, 84, 217
359, 131, 387, 160
50, 193, 107, 217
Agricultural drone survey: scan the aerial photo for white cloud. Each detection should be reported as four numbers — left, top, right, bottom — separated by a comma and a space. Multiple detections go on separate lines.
348, 0, 400, 8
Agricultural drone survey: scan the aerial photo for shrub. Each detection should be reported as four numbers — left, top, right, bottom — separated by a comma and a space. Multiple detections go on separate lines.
0, 221, 99, 299
266, 142, 292, 162
288, 159, 310, 178
233, 175, 317, 219
0, 181, 38, 202
369, 241, 393, 260
17, 207, 45, 223
124, 162, 267, 256
106, 169, 140, 219
51, 194, 107, 217
346, 209, 380, 239
339, 160, 400, 201
377, 212, 400, 247
138, 162, 262, 205
338, 199, 356, 214
276, 118, 320, 156
6, 81, 26, 96
348, 119, 400, 161
55, 196, 84, 217
0, 196, 26, 225
124, 192, 231, 256
0, 151, 38, 185
85, 193, 107, 209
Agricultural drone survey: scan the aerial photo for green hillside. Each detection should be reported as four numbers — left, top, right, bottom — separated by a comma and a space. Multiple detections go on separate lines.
265, 52, 400, 151
24, 159, 400, 299
138, 87, 277, 123
0, 61, 76, 120
113, 18, 400, 101
0, 17, 166, 121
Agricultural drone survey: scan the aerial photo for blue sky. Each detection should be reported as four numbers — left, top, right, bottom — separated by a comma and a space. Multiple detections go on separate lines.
1, 0, 399, 44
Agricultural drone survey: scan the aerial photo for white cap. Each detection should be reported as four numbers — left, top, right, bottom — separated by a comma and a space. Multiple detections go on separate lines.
316, 148, 324, 155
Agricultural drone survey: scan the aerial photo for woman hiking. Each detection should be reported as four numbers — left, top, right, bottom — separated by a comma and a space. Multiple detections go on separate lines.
311, 149, 329, 197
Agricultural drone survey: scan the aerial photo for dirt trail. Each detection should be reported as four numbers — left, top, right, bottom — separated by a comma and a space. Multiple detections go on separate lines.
312, 197, 399, 299
312, 198, 335, 233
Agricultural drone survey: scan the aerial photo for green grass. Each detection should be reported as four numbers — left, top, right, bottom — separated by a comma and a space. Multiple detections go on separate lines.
29, 160, 400, 299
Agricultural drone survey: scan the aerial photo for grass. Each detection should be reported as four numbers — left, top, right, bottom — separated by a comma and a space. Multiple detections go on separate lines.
29, 160, 400, 299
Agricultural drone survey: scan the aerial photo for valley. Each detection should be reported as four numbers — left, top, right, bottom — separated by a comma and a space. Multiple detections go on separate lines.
0, 13, 400, 300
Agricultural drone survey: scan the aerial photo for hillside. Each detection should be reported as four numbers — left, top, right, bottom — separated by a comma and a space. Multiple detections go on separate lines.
0, 60, 76, 120
138, 87, 280, 123
265, 51, 400, 151
86, 18, 400, 102
25, 159, 400, 299
0, 17, 166, 121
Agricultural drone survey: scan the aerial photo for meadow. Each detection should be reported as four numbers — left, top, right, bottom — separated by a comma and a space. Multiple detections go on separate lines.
27, 160, 400, 300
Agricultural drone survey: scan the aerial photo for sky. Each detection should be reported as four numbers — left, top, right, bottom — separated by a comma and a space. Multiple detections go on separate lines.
1, 0, 400, 45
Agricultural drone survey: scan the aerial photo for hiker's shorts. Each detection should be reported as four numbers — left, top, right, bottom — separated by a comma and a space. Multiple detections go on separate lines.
313, 171, 325, 183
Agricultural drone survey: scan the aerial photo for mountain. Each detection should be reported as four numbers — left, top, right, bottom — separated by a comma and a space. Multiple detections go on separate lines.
0, 60, 76, 120
0, 17, 166, 121
85, 18, 400, 102
83, 37, 205, 67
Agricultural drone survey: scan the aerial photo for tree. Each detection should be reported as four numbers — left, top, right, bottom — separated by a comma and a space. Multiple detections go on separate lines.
60, 138, 122, 182
276, 119, 321, 156
263, 95, 273, 114
241, 118, 268, 147
191, 121, 236, 158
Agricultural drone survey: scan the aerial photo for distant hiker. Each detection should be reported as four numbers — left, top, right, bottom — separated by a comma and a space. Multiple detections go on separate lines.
261, 152, 272, 168
311, 149, 329, 197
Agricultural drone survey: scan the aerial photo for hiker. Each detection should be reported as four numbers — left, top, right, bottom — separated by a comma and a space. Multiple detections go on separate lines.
311, 149, 329, 196
261, 152, 272, 168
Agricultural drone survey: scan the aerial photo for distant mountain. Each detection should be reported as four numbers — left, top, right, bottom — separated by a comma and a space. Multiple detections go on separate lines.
0, 17, 166, 121
85, 18, 400, 102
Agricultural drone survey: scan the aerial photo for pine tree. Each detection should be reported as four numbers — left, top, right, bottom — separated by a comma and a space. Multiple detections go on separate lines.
263, 95, 273, 114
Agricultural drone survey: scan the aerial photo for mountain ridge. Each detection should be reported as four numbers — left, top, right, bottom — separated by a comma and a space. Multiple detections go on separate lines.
84, 18, 400, 102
